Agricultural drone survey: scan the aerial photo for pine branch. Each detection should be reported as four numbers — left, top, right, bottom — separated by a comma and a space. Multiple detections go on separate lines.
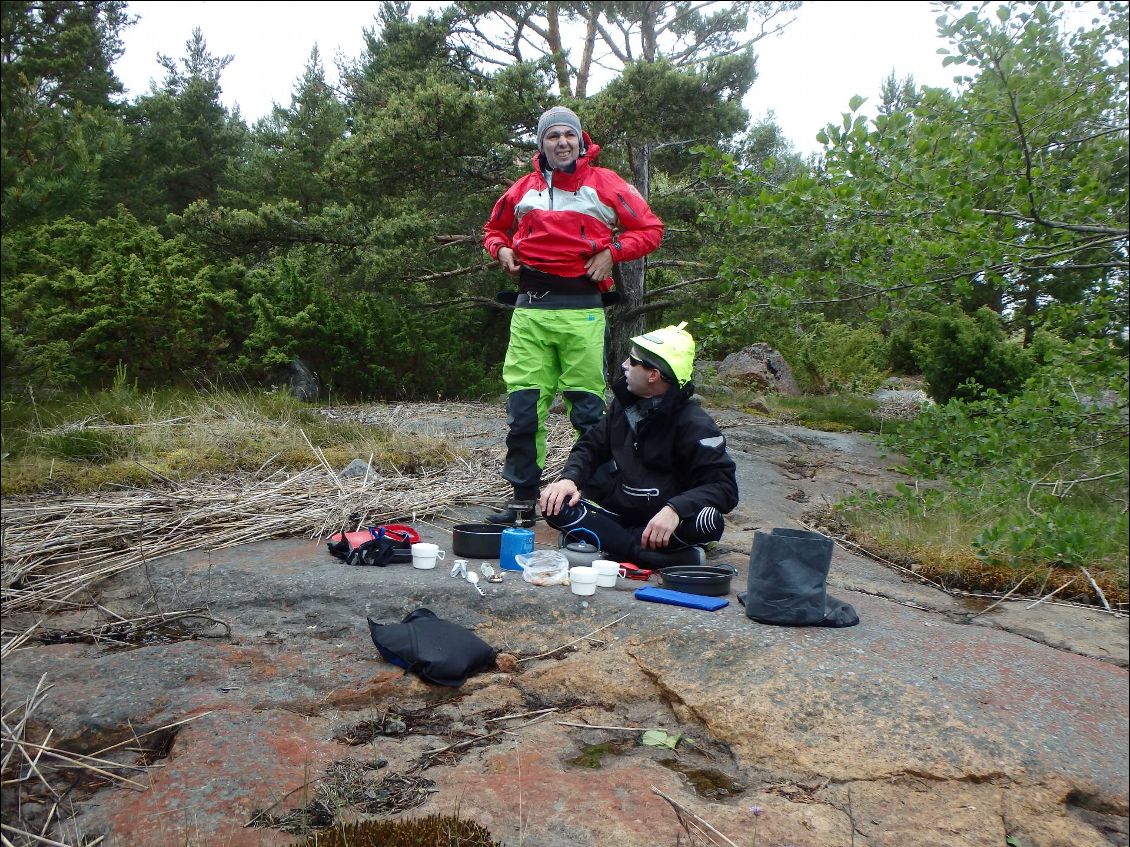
647, 275, 719, 296
417, 295, 510, 312
413, 261, 494, 282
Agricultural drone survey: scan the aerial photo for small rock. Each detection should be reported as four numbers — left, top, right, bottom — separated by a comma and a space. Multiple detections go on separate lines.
339, 459, 371, 479
495, 652, 519, 673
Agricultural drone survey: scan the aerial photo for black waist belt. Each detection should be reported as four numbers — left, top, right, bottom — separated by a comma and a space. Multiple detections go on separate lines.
516, 291, 604, 309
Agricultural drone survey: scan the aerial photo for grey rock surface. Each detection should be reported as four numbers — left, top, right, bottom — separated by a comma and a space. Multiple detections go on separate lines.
2, 403, 1126, 847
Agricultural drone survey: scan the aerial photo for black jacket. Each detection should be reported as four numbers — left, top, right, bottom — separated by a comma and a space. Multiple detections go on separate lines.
560, 377, 739, 525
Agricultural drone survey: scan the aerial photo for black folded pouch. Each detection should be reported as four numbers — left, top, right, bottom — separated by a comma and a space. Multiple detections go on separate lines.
367, 608, 497, 687
346, 536, 400, 567
327, 530, 410, 566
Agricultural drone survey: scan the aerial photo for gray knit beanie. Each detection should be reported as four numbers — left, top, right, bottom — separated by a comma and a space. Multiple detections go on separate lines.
536, 106, 583, 149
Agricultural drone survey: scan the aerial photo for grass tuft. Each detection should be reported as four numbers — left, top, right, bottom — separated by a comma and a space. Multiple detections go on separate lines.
765, 393, 887, 433
703, 386, 887, 433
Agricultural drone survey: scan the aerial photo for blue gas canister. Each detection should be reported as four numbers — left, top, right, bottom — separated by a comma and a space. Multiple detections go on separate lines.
499, 527, 535, 571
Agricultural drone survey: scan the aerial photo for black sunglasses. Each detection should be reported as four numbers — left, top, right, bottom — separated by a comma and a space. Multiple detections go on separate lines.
628, 352, 659, 370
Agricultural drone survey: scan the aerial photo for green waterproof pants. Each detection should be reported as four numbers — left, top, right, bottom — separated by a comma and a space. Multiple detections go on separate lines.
500, 307, 607, 495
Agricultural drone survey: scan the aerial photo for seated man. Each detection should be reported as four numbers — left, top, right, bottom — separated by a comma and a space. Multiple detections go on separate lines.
539, 322, 738, 567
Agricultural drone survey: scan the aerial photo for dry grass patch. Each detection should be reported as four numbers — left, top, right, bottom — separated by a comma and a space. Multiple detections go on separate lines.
819, 507, 1128, 609
1, 389, 464, 496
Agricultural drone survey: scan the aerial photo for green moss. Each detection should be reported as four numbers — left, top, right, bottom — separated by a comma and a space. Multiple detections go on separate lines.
658, 758, 746, 799
768, 394, 884, 432
568, 742, 613, 768
706, 389, 886, 433
566, 739, 634, 768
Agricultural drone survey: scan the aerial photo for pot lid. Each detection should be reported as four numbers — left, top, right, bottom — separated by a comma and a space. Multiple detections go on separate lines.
565, 541, 599, 553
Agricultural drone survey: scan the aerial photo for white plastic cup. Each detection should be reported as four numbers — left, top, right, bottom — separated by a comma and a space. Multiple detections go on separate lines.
411, 542, 446, 570
569, 566, 597, 596
592, 560, 621, 588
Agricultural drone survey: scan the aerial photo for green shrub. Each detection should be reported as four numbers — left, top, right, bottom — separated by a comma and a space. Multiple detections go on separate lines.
787, 316, 888, 394
892, 306, 1035, 402
874, 339, 1128, 574
0, 212, 508, 400
886, 309, 933, 373
1, 210, 252, 389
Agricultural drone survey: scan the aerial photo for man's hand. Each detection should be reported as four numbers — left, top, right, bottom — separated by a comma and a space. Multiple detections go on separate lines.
497, 246, 521, 274
584, 248, 613, 281
540, 479, 580, 516
640, 505, 680, 550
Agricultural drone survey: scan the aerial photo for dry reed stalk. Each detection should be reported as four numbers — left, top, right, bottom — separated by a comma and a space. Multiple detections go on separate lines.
86, 712, 211, 758
9, 740, 145, 789
651, 786, 740, 847
517, 612, 630, 663
42, 416, 190, 435
1, 674, 54, 793
1, 623, 40, 659
0, 673, 199, 846
1, 412, 574, 617
29, 609, 231, 646
415, 712, 553, 764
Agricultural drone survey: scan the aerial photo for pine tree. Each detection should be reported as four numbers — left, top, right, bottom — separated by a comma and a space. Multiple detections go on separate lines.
246, 47, 349, 214
119, 27, 248, 224
1, 0, 132, 230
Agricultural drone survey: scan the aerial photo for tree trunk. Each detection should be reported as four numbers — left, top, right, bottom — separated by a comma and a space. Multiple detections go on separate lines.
607, 138, 652, 380
576, 16, 596, 98
1021, 272, 1038, 347
640, 1, 658, 61
546, 3, 573, 97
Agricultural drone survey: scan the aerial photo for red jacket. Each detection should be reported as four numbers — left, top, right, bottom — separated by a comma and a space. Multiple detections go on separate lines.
483, 137, 664, 288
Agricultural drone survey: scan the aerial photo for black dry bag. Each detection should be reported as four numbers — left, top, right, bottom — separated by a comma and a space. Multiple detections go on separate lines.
739, 528, 859, 628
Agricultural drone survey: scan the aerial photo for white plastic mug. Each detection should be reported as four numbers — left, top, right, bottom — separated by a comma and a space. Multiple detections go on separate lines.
411, 542, 446, 570
569, 566, 597, 596
592, 560, 621, 588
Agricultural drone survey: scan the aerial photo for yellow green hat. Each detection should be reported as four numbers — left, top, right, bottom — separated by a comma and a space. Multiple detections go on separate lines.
631, 322, 695, 387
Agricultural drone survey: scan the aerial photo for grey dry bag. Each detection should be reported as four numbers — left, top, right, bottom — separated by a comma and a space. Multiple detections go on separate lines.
739, 528, 859, 627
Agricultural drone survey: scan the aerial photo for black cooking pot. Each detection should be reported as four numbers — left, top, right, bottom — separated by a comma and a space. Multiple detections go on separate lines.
452, 523, 504, 558
657, 564, 738, 597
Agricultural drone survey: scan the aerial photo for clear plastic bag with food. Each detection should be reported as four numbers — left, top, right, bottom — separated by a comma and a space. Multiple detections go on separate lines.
515, 549, 571, 586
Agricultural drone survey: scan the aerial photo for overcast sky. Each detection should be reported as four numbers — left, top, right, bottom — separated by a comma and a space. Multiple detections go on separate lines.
113, 1, 960, 156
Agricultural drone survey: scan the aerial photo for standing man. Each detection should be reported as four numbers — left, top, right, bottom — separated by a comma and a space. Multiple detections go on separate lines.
539, 322, 739, 566
482, 106, 664, 524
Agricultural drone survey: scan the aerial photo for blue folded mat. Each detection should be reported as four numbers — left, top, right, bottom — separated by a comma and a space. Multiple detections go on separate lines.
634, 586, 729, 611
